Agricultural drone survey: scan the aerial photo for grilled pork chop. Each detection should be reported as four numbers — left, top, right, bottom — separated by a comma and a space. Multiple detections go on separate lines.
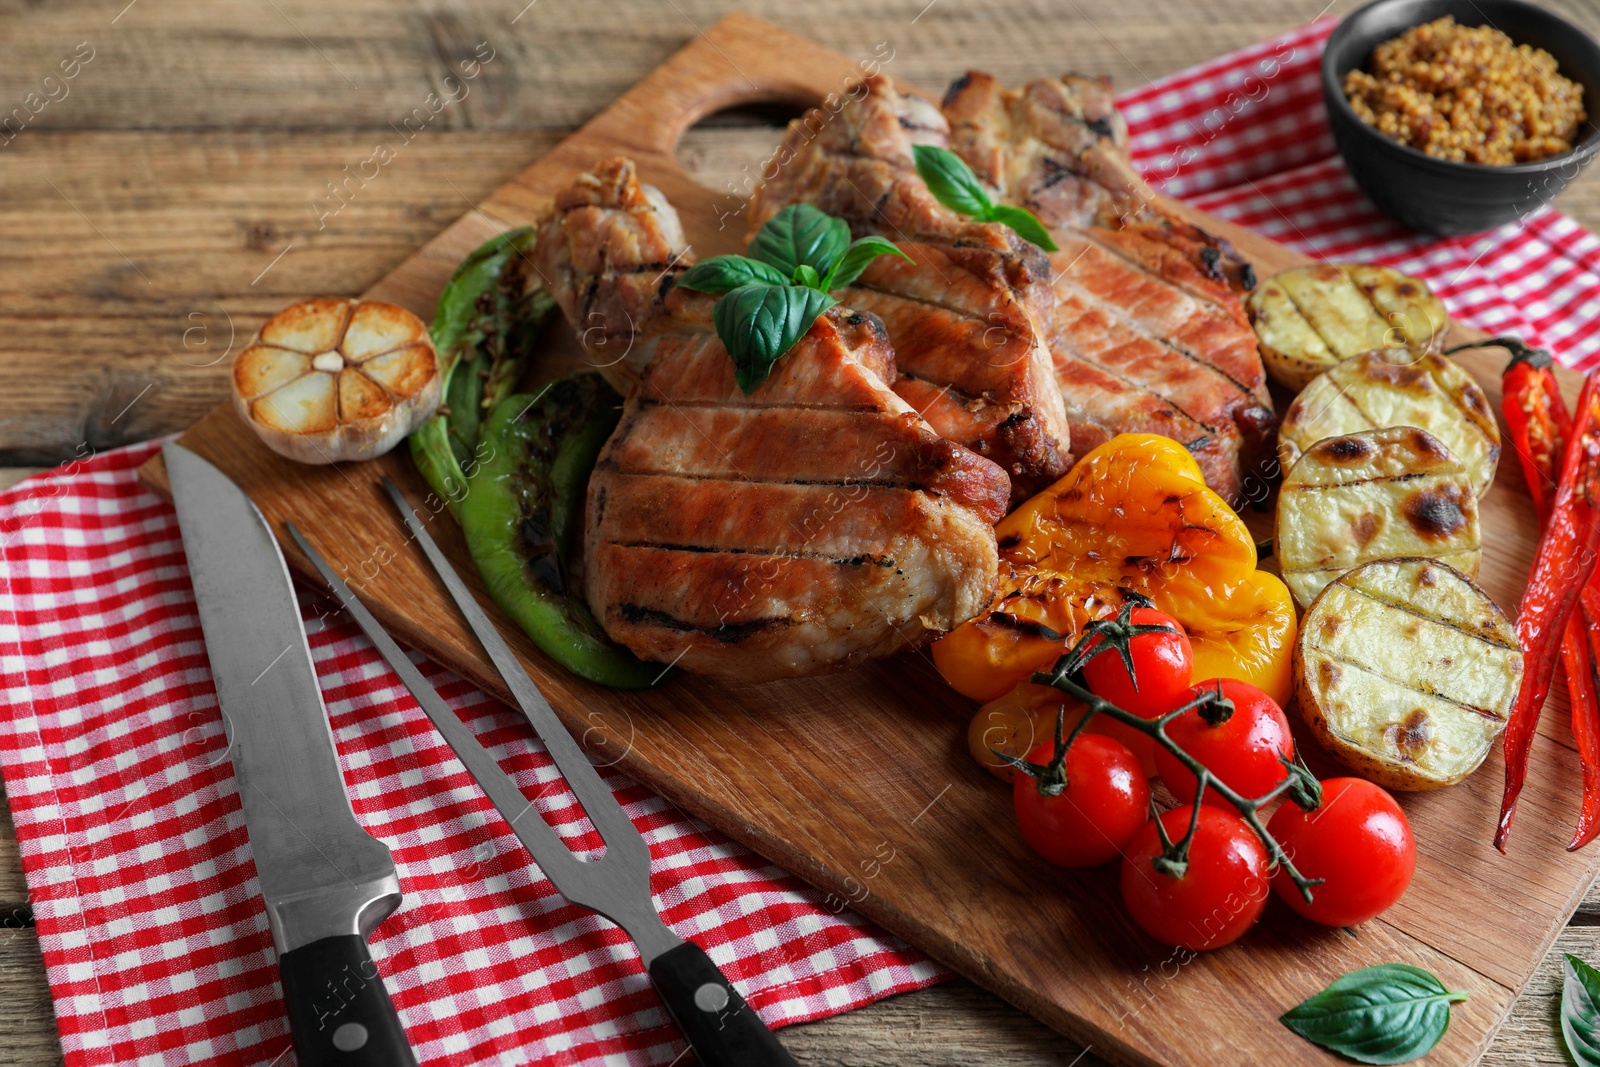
537, 157, 1008, 682
943, 71, 1275, 501
748, 75, 1072, 503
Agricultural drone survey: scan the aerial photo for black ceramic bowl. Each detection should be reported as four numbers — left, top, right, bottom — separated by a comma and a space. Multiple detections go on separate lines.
1322, 0, 1600, 235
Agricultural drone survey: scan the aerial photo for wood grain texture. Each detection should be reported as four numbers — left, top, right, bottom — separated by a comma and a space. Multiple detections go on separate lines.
784, 926, 1600, 1067
120, 14, 1600, 1066
5, 2, 1600, 1064
0, 0, 1596, 465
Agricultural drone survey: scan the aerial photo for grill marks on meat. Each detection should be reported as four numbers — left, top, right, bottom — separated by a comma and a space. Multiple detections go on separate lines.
592, 315, 1008, 681
542, 158, 1007, 683
943, 70, 1275, 501
532, 157, 706, 385
748, 75, 1072, 502
943, 70, 1142, 231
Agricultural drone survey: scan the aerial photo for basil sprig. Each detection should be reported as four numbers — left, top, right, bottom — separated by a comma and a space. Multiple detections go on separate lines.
911, 144, 1059, 252
1563, 953, 1600, 1065
678, 204, 911, 393
1280, 964, 1468, 1064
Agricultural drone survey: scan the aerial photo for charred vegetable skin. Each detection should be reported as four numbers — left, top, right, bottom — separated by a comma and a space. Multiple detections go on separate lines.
933, 434, 1296, 707
1466, 337, 1600, 850
411, 227, 557, 512
1493, 355, 1600, 852
460, 374, 659, 689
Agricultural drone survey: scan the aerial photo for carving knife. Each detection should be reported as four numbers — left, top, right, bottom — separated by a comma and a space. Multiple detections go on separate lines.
164, 442, 416, 1066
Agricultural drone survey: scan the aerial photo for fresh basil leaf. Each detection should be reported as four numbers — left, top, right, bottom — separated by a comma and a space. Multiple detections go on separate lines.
824, 235, 913, 290
982, 204, 1060, 252
911, 145, 1059, 251
748, 204, 850, 277
1563, 954, 1600, 1066
792, 263, 823, 290
678, 254, 789, 294
913, 144, 993, 218
1280, 964, 1468, 1065
711, 283, 837, 393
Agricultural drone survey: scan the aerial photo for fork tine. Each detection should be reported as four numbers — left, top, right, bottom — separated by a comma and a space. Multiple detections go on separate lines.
377, 478, 648, 869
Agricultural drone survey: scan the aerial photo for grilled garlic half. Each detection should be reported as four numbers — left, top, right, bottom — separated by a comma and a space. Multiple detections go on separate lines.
232, 297, 440, 464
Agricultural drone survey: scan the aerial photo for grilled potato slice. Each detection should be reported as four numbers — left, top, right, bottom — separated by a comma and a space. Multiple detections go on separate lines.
1295, 557, 1521, 790
1278, 349, 1500, 497
1277, 427, 1480, 609
232, 297, 440, 465
1248, 263, 1448, 390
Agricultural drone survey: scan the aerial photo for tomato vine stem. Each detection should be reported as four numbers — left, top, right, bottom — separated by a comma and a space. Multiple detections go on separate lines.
1022, 605, 1327, 903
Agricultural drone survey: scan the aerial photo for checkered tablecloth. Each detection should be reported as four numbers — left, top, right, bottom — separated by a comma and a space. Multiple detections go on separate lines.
3, 17, 1599, 1067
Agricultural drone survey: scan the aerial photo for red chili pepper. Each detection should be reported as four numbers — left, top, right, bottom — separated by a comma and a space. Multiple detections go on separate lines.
1499, 344, 1570, 515
1562, 614, 1600, 851
1496, 365, 1600, 852
1484, 339, 1600, 850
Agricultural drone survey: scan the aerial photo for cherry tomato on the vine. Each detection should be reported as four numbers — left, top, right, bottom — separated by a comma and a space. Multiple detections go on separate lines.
1081, 607, 1194, 719
1154, 678, 1292, 806
1013, 735, 1150, 868
1267, 777, 1415, 926
1120, 805, 1269, 951
968, 693, 1063, 782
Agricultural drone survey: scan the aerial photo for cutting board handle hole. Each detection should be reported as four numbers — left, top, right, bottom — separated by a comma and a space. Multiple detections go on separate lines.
674, 98, 812, 210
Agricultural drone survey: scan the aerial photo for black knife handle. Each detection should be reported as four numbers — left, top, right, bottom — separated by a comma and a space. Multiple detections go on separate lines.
279, 935, 418, 1067
648, 942, 798, 1067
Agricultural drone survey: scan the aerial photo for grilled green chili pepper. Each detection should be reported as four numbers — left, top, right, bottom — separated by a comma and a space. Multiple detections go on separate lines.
410, 226, 557, 513
460, 374, 659, 688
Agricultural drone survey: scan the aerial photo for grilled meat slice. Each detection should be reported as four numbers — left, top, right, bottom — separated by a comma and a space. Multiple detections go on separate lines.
942, 70, 1257, 297
1046, 271, 1263, 494
533, 157, 705, 389
942, 70, 1142, 230
542, 158, 1008, 682
943, 71, 1275, 502
748, 75, 1072, 501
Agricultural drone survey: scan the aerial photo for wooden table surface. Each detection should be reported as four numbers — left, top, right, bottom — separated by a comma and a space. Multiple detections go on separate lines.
4, 0, 1600, 1063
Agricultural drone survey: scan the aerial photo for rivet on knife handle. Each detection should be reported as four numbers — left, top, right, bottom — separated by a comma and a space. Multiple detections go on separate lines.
279, 935, 417, 1067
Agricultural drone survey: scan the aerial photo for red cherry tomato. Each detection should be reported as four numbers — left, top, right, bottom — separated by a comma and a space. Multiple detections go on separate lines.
1155, 678, 1293, 806
1120, 805, 1270, 951
1081, 607, 1194, 719
1013, 735, 1150, 868
1268, 777, 1416, 926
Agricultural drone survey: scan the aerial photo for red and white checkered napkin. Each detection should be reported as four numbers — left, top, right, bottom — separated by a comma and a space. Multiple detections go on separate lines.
5, 19, 1600, 1067
0, 442, 944, 1066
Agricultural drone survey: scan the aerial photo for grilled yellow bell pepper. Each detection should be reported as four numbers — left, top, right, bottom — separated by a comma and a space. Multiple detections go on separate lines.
934, 433, 1296, 707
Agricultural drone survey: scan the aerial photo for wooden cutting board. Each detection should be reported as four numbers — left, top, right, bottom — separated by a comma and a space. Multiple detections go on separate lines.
138, 14, 1598, 1066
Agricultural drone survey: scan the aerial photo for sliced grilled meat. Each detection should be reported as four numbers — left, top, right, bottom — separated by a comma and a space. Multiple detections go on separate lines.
541, 158, 1008, 682
533, 157, 705, 389
942, 70, 1142, 229
943, 71, 1275, 502
748, 75, 1072, 502
942, 70, 1257, 297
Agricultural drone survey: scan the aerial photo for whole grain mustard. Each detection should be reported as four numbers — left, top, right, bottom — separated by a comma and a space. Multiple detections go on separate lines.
1343, 16, 1586, 165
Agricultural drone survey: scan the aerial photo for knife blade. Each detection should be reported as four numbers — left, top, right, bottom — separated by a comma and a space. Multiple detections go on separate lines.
164, 442, 416, 1067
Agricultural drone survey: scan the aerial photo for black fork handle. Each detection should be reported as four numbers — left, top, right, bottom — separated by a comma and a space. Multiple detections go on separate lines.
649, 942, 798, 1067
